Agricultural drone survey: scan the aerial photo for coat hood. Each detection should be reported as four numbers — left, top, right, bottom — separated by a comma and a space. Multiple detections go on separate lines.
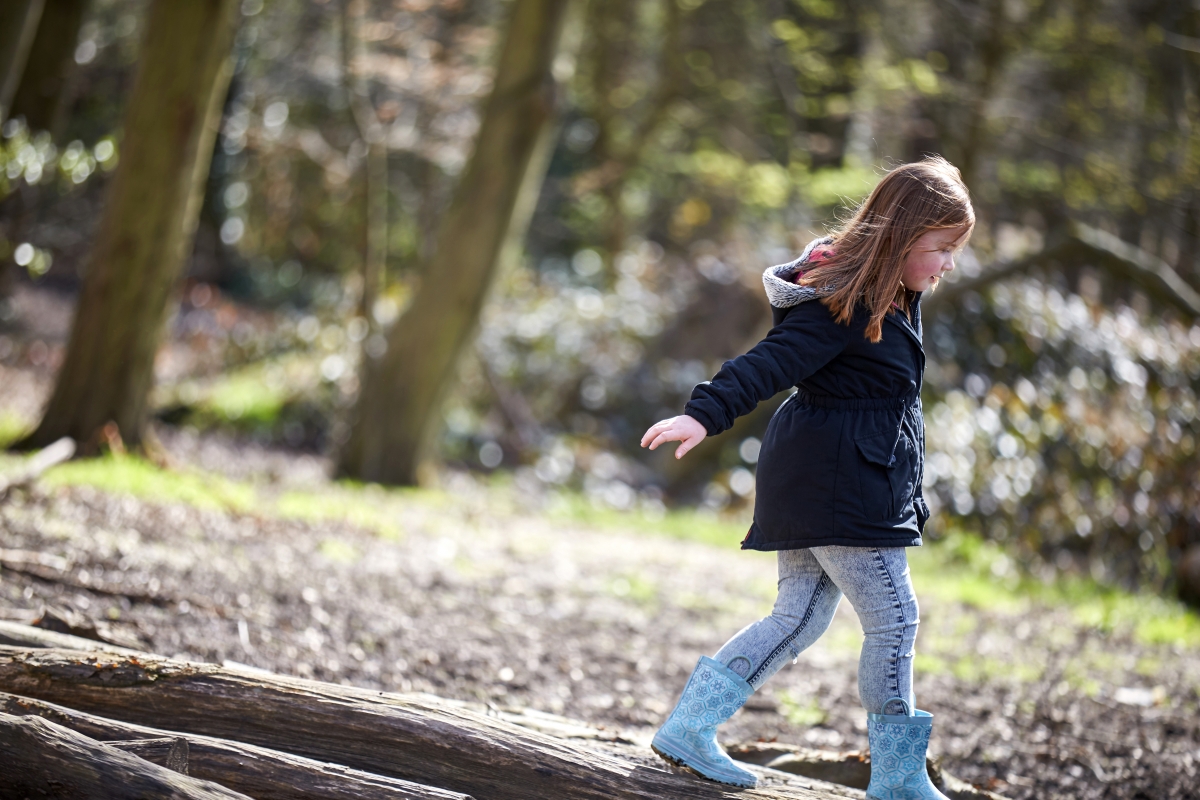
762, 236, 835, 310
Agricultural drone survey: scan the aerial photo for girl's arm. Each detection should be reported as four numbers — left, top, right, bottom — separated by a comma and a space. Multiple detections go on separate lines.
683, 300, 852, 436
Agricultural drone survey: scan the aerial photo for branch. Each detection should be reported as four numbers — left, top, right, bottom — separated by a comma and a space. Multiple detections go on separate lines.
920, 237, 1075, 314
0, 436, 74, 499
1068, 221, 1200, 317
923, 223, 1200, 320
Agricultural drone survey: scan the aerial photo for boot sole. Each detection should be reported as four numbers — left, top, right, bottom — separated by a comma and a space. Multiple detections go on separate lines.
651, 742, 757, 789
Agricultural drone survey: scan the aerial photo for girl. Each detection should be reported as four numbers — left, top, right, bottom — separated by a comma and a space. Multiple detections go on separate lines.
641, 156, 972, 798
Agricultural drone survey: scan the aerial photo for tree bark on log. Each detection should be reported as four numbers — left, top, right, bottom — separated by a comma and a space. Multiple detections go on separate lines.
109, 736, 192, 775
19, 0, 240, 452
0, 618, 148, 655
337, 0, 571, 486
0, 711, 253, 800
0, 646, 849, 800
0, 691, 474, 800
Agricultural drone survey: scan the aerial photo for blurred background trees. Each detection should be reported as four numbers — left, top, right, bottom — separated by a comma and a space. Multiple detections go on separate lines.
2, 0, 1200, 605
20, 0, 240, 451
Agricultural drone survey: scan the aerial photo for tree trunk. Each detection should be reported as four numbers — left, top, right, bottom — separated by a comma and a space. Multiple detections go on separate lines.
0, 0, 45, 124
9, 0, 88, 136
0, 691, 474, 800
0, 647, 845, 800
342, 0, 389, 324
19, 0, 240, 452
0, 712, 253, 800
337, 0, 571, 485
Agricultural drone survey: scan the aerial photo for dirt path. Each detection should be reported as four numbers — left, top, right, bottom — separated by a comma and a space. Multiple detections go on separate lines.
1, 437, 1198, 799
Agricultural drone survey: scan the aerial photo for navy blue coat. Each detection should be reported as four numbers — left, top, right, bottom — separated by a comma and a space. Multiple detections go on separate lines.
684, 242, 930, 550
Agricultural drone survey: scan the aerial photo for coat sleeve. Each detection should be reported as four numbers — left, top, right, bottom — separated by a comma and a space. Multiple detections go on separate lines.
683, 301, 852, 436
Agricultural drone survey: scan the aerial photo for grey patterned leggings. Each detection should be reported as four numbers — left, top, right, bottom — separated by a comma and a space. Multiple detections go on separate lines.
713, 545, 919, 715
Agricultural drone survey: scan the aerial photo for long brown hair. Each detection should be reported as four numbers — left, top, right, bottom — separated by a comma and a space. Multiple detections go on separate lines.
799, 156, 974, 342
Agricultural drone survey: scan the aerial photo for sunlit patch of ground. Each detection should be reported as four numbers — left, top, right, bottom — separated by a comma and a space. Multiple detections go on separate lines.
1, 436, 1198, 799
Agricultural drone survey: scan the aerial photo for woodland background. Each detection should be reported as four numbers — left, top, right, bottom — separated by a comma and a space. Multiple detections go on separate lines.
1, 2, 1200, 797
4, 0, 1200, 603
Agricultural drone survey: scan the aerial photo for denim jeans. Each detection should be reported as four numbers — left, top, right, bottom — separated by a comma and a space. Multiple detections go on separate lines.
713, 546, 918, 715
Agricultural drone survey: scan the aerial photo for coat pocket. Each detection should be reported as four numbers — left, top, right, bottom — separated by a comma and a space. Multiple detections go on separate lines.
855, 430, 917, 521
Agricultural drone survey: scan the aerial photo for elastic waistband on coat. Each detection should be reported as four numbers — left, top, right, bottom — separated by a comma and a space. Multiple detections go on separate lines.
791, 389, 918, 411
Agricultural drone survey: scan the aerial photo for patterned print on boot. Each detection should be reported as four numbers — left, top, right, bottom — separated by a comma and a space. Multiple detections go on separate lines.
651, 656, 757, 788
866, 698, 949, 800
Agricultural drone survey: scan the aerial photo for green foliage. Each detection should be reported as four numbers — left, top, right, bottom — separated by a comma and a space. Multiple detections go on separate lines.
0, 121, 118, 206
41, 455, 255, 513
203, 369, 291, 425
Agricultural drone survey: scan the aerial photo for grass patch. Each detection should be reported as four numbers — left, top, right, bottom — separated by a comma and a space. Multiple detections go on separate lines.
0, 412, 31, 449
318, 538, 360, 563
275, 484, 411, 539
42, 455, 255, 513
156, 354, 318, 431
547, 492, 750, 549
607, 571, 660, 607
778, 690, 828, 727
204, 369, 291, 425
915, 529, 1200, 649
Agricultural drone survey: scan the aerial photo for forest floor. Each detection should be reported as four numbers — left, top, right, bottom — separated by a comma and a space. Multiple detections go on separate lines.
1, 286, 1200, 800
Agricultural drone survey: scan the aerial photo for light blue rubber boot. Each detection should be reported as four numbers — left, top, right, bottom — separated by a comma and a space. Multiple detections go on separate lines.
866, 698, 949, 800
650, 656, 757, 788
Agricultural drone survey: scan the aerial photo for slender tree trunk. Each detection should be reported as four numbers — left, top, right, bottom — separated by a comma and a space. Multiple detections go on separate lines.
19, 0, 240, 452
337, 0, 572, 485
342, 0, 389, 324
9, 0, 88, 136
0, 0, 45, 124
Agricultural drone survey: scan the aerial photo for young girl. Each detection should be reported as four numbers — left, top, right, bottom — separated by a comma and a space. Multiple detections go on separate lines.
641, 156, 972, 798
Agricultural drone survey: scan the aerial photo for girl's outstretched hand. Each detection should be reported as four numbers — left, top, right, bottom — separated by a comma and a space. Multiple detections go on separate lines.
641, 415, 707, 459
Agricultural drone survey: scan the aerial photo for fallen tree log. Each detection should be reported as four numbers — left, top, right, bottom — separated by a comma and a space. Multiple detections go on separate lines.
0, 618, 148, 655
728, 743, 1007, 800
0, 646, 853, 800
0, 711, 252, 799
30, 605, 150, 650
728, 743, 871, 789
0, 691, 474, 800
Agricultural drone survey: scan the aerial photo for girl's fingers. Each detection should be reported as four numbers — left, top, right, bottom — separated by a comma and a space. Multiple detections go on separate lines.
675, 436, 697, 459
647, 430, 679, 451
640, 420, 670, 447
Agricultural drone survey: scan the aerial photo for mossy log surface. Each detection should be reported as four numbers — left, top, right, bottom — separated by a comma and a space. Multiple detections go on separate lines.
0, 646, 855, 800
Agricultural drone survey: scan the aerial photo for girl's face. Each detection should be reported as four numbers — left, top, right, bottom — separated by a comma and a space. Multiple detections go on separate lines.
901, 225, 971, 292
